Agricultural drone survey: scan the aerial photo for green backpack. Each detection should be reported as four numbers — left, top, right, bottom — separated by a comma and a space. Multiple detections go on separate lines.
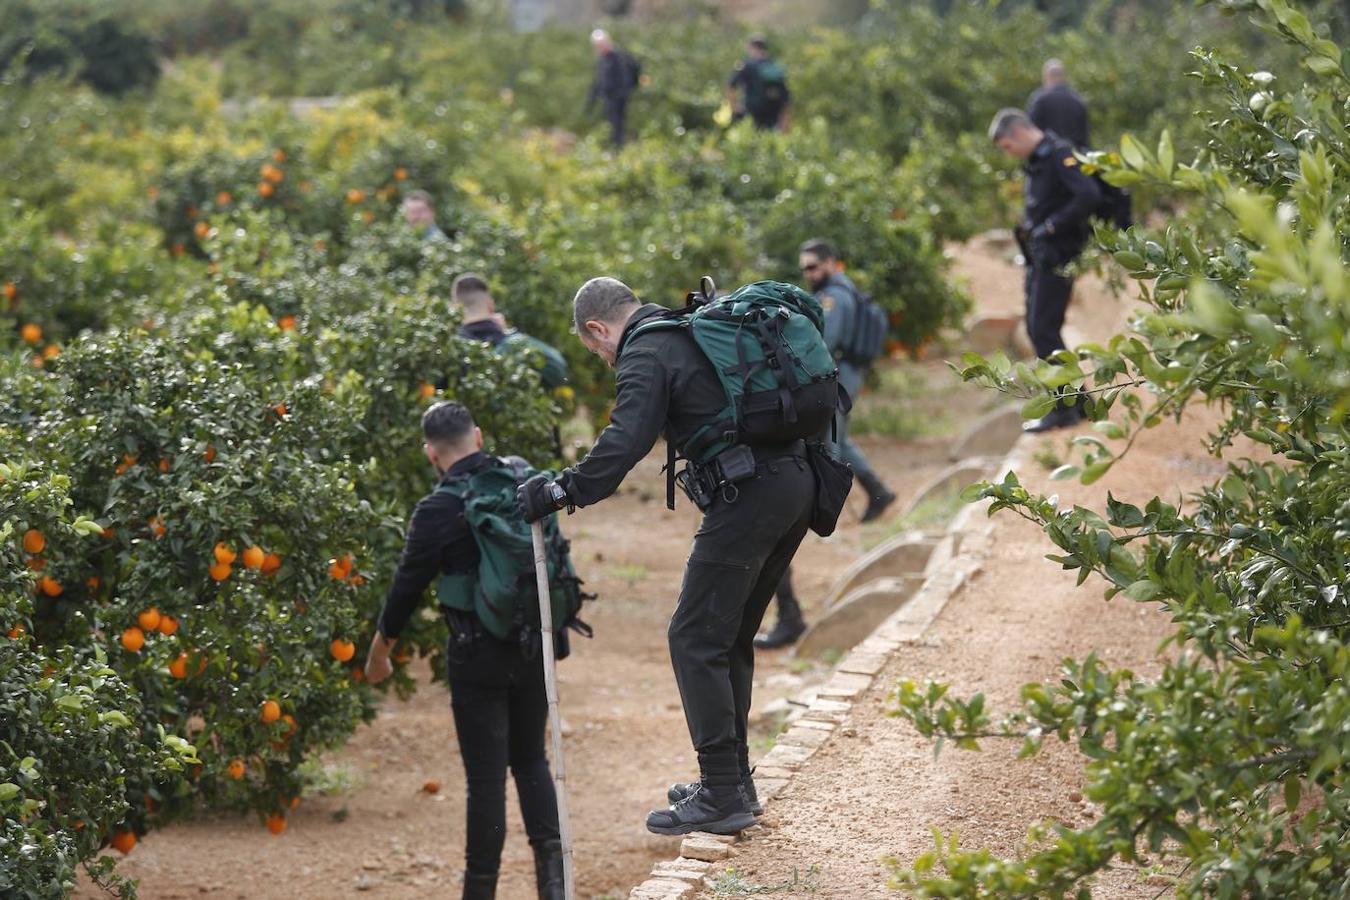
434, 457, 587, 642
628, 277, 840, 505
496, 331, 571, 391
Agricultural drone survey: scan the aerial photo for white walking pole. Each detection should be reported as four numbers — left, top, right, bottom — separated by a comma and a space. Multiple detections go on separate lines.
531, 520, 575, 900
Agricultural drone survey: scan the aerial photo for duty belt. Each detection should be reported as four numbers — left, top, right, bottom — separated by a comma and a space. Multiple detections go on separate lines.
676, 441, 807, 511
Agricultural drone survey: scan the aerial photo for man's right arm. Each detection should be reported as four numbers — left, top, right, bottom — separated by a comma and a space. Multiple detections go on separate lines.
559, 343, 669, 507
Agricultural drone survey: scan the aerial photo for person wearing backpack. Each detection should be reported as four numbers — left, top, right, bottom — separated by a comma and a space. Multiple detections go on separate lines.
518, 276, 849, 837
452, 274, 571, 392
727, 35, 791, 131
364, 401, 588, 900
1027, 59, 1090, 151
586, 28, 640, 148
798, 239, 897, 523
990, 108, 1103, 433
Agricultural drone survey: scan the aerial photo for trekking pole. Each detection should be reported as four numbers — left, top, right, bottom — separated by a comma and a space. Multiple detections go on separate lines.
531, 521, 575, 900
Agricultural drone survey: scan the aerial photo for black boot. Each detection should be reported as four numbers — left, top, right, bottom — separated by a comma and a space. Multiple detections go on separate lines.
646, 783, 757, 836
857, 470, 897, 523
1022, 402, 1085, 433
462, 872, 497, 900
667, 771, 763, 816
755, 580, 807, 649
532, 840, 565, 900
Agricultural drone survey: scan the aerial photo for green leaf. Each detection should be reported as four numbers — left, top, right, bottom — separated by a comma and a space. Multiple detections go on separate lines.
1119, 134, 1149, 171
55, 694, 84, 712
1081, 460, 1114, 485
0, 783, 19, 802
99, 711, 133, 728
1124, 580, 1161, 600
1283, 776, 1301, 813
1022, 394, 1057, 420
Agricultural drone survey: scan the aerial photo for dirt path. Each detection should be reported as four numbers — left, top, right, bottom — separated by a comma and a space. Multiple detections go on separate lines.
685, 245, 1214, 898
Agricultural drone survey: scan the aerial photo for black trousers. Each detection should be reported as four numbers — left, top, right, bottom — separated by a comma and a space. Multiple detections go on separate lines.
668, 453, 815, 786
1024, 246, 1077, 359
448, 636, 559, 876
604, 97, 628, 148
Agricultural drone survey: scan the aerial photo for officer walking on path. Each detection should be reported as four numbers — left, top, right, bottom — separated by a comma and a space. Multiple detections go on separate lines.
990, 108, 1102, 432
727, 35, 791, 131
453, 273, 571, 392
1027, 58, 1090, 150
586, 29, 640, 148
365, 401, 584, 900
798, 239, 896, 522
518, 276, 835, 836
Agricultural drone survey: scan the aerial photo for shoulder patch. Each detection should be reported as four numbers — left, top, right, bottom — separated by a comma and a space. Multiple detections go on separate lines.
1063, 156, 1078, 167
821, 294, 835, 311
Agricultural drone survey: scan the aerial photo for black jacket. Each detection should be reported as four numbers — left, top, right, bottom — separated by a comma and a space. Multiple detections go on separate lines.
558, 304, 728, 508
1028, 84, 1090, 150
1024, 133, 1102, 255
459, 319, 510, 346
588, 48, 637, 107
376, 452, 493, 639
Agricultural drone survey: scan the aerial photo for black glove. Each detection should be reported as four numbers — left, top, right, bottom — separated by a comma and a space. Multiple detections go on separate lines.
518, 474, 570, 523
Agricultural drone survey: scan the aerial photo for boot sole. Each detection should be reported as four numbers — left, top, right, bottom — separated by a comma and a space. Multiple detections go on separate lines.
646, 810, 758, 836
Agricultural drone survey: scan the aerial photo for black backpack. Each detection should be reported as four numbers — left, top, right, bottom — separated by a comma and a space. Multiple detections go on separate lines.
839, 285, 888, 367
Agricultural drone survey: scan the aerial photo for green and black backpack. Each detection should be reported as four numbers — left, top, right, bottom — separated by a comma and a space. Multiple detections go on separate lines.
494, 331, 571, 391
434, 456, 588, 643
627, 277, 841, 506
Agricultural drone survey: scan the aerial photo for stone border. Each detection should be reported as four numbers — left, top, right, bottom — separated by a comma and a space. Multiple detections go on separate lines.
626, 439, 1036, 899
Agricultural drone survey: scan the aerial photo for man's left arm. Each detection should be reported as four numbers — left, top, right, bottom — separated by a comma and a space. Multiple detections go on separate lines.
820, 286, 854, 358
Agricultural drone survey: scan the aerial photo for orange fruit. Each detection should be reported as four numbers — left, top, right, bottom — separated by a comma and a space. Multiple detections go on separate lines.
208, 561, 232, 582
274, 403, 287, 417
421, 780, 440, 794
22, 529, 45, 554
394, 167, 408, 181
148, 516, 166, 538
289, 796, 300, 810
346, 188, 366, 204
157, 614, 179, 636
278, 315, 296, 330
215, 190, 232, 205
260, 699, 281, 723
168, 653, 189, 679
3, 281, 16, 300
258, 181, 274, 198
348, 573, 365, 587
418, 382, 436, 400
193, 221, 210, 240
121, 627, 145, 652
137, 608, 161, 632
261, 552, 282, 575
242, 545, 265, 569
226, 759, 245, 780
273, 149, 287, 163
213, 543, 237, 565
111, 830, 137, 855
25, 557, 46, 571
20, 323, 41, 345
281, 714, 297, 736
204, 445, 217, 463
86, 576, 100, 592
41, 344, 58, 359
158, 458, 171, 473
266, 813, 286, 835
37, 576, 62, 597
351, 666, 365, 683
7, 624, 24, 639
330, 639, 355, 662
171, 243, 185, 256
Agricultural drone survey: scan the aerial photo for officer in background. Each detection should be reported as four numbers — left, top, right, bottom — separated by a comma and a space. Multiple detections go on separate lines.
364, 402, 565, 900
402, 189, 450, 242
990, 108, 1101, 432
798, 239, 896, 522
727, 35, 791, 131
586, 29, 640, 148
1027, 58, 1090, 150
452, 273, 571, 392
517, 277, 815, 836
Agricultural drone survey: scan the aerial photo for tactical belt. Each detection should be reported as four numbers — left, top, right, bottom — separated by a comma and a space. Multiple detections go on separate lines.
675, 440, 807, 512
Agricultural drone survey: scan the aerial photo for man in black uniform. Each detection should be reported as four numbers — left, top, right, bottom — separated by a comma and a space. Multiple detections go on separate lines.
586, 29, 639, 148
453, 273, 571, 392
365, 401, 564, 900
1027, 58, 1090, 150
990, 108, 1101, 432
727, 35, 791, 131
518, 277, 815, 836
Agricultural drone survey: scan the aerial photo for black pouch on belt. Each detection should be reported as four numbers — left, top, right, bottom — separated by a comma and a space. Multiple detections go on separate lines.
805, 441, 853, 537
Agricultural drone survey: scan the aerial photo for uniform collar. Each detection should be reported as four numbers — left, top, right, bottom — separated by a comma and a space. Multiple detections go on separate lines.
440, 451, 493, 482
615, 303, 669, 359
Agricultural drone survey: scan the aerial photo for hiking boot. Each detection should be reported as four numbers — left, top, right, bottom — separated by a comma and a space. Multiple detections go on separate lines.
646, 784, 757, 836
860, 488, 897, 523
532, 839, 565, 900
1022, 404, 1084, 434
666, 775, 763, 816
753, 616, 806, 650
462, 872, 497, 900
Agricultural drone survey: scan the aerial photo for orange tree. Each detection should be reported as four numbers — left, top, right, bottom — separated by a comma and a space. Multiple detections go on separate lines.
0, 455, 198, 898
0, 332, 384, 830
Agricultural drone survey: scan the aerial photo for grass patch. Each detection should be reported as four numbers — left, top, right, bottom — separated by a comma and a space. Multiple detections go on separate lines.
610, 563, 648, 586
863, 484, 965, 550
850, 363, 956, 440
710, 866, 822, 895
298, 760, 361, 797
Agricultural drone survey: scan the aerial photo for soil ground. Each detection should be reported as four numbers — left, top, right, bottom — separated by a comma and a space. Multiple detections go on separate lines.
78, 245, 1026, 899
